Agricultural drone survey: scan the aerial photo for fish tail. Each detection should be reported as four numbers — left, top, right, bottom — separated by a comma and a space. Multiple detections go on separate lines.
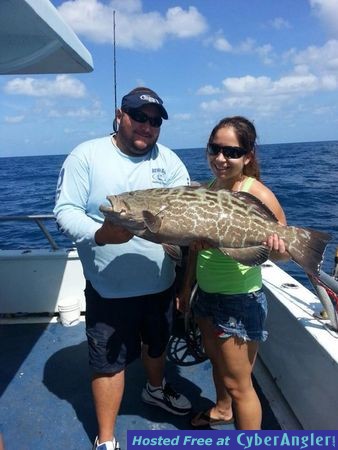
288, 227, 331, 276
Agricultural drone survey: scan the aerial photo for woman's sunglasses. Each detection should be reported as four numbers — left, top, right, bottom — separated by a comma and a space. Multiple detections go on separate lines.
207, 144, 248, 159
124, 108, 162, 128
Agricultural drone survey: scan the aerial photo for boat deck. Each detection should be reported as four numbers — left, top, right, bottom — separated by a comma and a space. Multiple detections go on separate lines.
0, 316, 280, 450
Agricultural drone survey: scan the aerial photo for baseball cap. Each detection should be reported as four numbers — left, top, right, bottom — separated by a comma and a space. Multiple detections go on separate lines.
121, 88, 168, 119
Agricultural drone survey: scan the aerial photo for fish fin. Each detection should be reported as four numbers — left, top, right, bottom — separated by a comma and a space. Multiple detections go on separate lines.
219, 245, 270, 266
163, 244, 182, 265
142, 210, 162, 233
232, 191, 279, 222
288, 227, 331, 275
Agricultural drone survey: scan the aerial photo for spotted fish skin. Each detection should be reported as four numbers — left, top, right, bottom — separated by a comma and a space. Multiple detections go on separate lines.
99, 186, 331, 275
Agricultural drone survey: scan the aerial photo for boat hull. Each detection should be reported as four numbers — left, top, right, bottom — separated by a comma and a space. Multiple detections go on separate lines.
260, 262, 338, 430
0, 248, 85, 315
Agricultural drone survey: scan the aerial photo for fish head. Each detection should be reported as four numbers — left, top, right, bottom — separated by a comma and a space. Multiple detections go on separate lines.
99, 192, 151, 232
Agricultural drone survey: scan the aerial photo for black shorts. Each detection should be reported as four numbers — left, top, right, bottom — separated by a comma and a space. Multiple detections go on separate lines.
85, 282, 175, 374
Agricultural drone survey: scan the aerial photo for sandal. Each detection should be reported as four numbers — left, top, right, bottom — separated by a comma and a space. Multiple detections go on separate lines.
191, 409, 234, 427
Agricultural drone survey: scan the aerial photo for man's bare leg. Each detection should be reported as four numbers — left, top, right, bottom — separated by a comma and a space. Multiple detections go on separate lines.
92, 370, 125, 444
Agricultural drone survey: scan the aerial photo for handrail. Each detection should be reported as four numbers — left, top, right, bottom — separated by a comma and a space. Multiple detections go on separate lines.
1, 215, 338, 328
334, 247, 338, 280
319, 269, 338, 294
309, 273, 338, 331
307, 266, 338, 331
0, 214, 59, 250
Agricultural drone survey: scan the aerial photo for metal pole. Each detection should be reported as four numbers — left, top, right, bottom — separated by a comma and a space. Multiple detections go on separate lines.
308, 274, 338, 330
333, 247, 338, 280
112, 10, 118, 132
319, 269, 338, 294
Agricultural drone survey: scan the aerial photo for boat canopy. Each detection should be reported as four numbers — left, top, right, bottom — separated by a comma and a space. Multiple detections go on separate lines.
0, 0, 93, 74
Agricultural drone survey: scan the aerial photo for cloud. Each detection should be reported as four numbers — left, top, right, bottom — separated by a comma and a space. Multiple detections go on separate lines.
49, 106, 102, 118
291, 39, 338, 72
4, 75, 87, 98
173, 113, 191, 120
48, 99, 103, 119
196, 85, 221, 95
212, 36, 232, 52
166, 6, 207, 38
49, 107, 90, 118
199, 36, 338, 118
268, 17, 291, 30
63, 127, 77, 134
273, 73, 319, 92
4, 115, 25, 124
214, 71, 335, 96
312, 105, 334, 115
222, 76, 272, 93
58, 0, 207, 49
208, 33, 275, 64
309, 0, 338, 36
199, 68, 338, 117
58, 0, 113, 44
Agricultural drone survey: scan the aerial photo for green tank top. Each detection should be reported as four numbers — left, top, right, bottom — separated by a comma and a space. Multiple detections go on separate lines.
196, 177, 262, 294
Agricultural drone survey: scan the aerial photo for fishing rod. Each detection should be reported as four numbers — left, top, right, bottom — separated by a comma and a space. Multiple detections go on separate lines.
112, 10, 118, 133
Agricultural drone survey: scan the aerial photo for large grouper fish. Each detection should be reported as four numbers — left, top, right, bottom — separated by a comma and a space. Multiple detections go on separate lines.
99, 186, 331, 276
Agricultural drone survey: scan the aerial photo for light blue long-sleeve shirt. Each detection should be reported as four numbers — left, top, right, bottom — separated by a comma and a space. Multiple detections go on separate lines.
54, 136, 190, 298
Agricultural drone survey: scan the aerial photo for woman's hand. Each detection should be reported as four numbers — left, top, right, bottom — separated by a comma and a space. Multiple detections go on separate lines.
263, 233, 290, 261
264, 233, 286, 253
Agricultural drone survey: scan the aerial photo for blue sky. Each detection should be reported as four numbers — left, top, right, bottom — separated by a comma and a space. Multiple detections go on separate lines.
2, 0, 338, 156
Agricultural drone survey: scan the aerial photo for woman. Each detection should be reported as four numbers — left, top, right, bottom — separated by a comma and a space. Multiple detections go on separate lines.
177, 116, 288, 430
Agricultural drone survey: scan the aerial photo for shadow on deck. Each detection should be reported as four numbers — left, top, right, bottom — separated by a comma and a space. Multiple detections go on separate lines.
0, 316, 279, 450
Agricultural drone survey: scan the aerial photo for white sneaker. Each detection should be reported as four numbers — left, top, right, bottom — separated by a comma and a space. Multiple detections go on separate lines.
92, 436, 120, 450
141, 381, 191, 415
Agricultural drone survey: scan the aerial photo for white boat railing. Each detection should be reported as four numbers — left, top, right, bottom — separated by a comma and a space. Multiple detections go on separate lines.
1, 214, 338, 329
0, 214, 59, 250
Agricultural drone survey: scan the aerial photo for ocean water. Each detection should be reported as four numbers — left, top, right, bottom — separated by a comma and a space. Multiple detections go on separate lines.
0, 141, 337, 289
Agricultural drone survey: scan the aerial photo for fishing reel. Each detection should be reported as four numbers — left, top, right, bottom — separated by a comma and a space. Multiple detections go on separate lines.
167, 283, 207, 366
184, 283, 207, 362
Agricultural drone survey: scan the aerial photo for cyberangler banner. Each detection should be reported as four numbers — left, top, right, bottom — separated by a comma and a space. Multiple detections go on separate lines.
127, 430, 337, 450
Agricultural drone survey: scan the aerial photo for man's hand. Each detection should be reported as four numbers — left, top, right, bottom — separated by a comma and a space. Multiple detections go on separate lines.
95, 219, 133, 245
176, 286, 191, 314
189, 239, 214, 252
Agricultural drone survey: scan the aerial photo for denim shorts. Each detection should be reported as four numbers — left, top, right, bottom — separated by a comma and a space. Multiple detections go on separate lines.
85, 282, 175, 373
192, 287, 268, 342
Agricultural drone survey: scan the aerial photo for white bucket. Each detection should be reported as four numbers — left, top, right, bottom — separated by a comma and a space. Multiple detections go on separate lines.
58, 298, 81, 327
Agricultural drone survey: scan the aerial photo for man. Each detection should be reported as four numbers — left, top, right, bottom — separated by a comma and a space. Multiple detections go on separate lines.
54, 87, 191, 450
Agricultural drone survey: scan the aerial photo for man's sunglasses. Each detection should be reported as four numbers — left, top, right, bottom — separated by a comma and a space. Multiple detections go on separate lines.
124, 109, 162, 128
207, 144, 248, 159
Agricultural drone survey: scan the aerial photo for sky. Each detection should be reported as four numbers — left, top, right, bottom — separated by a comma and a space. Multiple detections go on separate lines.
2, 0, 338, 156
